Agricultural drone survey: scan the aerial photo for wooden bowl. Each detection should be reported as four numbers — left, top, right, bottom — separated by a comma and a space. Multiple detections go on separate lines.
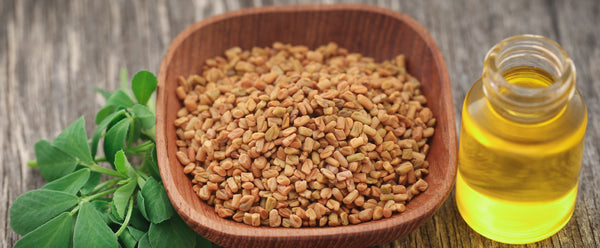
156, 4, 457, 248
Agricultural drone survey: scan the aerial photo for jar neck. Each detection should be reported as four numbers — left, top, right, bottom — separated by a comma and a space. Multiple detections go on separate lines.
482, 35, 576, 123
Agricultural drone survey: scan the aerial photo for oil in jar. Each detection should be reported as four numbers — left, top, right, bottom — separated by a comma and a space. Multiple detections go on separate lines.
456, 35, 587, 244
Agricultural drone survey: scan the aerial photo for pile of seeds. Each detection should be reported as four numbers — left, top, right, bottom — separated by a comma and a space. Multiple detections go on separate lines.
174, 42, 435, 228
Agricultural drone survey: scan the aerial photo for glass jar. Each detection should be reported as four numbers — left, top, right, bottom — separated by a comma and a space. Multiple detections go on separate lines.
456, 35, 587, 244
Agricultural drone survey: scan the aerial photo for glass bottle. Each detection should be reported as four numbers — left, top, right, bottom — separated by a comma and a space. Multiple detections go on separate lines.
456, 35, 587, 244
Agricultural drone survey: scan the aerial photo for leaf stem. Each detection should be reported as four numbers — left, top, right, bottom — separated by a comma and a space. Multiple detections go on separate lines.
115, 197, 134, 237
94, 156, 108, 163
83, 187, 119, 202
83, 162, 126, 178
125, 140, 155, 155
90, 178, 121, 194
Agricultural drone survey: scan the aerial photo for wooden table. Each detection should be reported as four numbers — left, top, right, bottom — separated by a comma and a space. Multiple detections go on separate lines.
1, 0, 598, 247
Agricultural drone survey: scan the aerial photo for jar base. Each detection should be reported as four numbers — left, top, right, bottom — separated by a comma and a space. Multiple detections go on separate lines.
456, 172, 576, 244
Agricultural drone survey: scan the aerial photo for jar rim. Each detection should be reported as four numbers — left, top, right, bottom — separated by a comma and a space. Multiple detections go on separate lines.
484, 34, 575, 100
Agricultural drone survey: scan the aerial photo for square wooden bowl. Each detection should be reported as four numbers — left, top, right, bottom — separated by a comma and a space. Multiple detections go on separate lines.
156, 4, 457, 248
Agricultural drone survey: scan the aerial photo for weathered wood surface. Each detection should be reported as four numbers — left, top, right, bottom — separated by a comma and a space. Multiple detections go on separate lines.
1, 0, 598, 247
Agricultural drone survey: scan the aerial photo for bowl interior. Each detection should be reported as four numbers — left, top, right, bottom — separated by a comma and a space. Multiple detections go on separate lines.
157, 4, 457, 248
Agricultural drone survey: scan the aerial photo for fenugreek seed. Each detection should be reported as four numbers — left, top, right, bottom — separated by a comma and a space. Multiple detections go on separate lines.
306, 208, 317, 221
317, 169, 335, 182
269, 209, 282, 227
273, 107, 287, 117
295, 180, 308, 192
176, 151, 191, 165
319, 216, 328, 227
396, 161, 413, 175
265, 197, 277, 212
380, 193, 394, 201
276, 175, 291, 186
317, 146, 333, 159
423, 127, 435, 138
183, 163, 196, 174
331, 188, 344, 202
343, 190, 359, 205
351, 112, 372, 125
349, 122, 363, 138
288, 214, 302, 228
347, 153, 365, 162
227, 177, 239, 193
241, 182, 254, 189
278, 208, 292, 218
253, 156, 268, 170
282, 133, 296, 146
394, 193, 409, 202
325, 157, 339, 167
293, 115, 310, 126
348, 214, 361, 224
239, 195, 255, 211
280, 127, 297, 137
350, 84, 368, 94
262, 169, 279, 178
324, 133, 337, 147
414, 178, 429, 191
336, 170, 353, 181
349, 137, 366, 148
357, 94, 374, 110
198, 185, 210, 200
328, 213, 340, 227
358, 208, 374, 222
295, 126, 311, 137
373, 206, 383, 220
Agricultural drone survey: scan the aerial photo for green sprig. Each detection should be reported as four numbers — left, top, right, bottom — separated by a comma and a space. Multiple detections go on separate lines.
10, 70, 210, 248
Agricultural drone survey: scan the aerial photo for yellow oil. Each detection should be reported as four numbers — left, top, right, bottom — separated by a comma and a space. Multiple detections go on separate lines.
456, 66, 587, 244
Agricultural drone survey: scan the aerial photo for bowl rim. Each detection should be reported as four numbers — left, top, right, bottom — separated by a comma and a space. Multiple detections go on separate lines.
156, 3, 457, 244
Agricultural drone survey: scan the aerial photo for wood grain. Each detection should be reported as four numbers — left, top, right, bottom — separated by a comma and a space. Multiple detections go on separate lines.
2, 0, 599, 247
156, 4, 455, 248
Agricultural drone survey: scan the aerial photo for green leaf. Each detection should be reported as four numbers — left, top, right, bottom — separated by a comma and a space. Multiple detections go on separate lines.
52, 117, 93, 164
114, 150, 129, 176
92, 109, 127, 157
80, 171, 101, 195
128, 206, 150, 232
34, 140, 78, 182
74, 202, 120, 248
127, 117, 142, 146
118, 227, 138, 248
10, 189, 79, 235
114, 150, 138, 178
149, 215, 197, 248
196, 235, 212, 248
113, 179, 137, 219
96, 105, 118, 125
141, 177, 174, 224
106, 89, 135, 108
91, 200, 112, 224
104, 118, 131, 168
137, 191, 149, 221
13, 212, 74, 248
146, 147, 161, 181
127, 226, 145, 241
138, 233, 151, 248
108, 202, 124, 223
94, 87, 113, 100
131, 70, 157, 105
42, 168, 90, 194
132, 104, 155, 130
